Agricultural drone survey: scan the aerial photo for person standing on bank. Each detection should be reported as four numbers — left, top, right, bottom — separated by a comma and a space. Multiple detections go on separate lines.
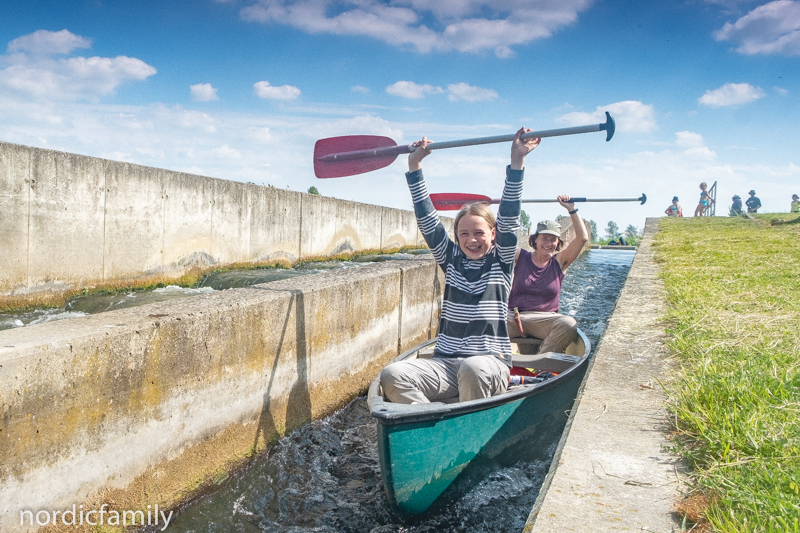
790, 194, 799, 213
380, 128, 541, 405
746, 190, 762, 213
694, 182, 715, 217
506, 198, 589, 354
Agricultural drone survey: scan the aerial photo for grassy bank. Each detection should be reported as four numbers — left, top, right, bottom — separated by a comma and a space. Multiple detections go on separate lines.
654, 215, 800, 531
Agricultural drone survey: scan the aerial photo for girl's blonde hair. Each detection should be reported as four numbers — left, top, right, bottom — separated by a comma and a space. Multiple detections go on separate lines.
453, 202, 496, 244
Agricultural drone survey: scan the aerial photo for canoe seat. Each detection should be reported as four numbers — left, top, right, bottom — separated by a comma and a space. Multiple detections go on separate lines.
417, 346, 436, 359
417, 337, 545, 359
510, 336, 543, 355
511, 352, 581, 374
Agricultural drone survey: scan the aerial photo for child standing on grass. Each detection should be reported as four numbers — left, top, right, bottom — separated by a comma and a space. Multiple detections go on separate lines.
380, 128, 541, 404
694, 182, 715, 217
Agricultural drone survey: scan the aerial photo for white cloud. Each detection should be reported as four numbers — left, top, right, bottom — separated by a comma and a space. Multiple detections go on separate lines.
239, 0, 593, 56
774, 86, 789, 95
386, 80, 443, 99
556, 101, 656, 133
190, 83, 219, 101
210, 144, 242, 158
247, 126, 273, 142
351, 85, 369, 94
446, 82, 498, 102
0, 30, 156, 101
675, 131, 705, 148
675, 131, 716, 160
714, 0, 800, 56
7, 29, 92, 55
253, 80, 301, 100
174, 107, 217, 132
698, 82, 765, 107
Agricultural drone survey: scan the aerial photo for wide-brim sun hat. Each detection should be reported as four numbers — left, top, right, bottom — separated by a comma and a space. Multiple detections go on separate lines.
535, 220, 561, 236
749, 190, 757, 195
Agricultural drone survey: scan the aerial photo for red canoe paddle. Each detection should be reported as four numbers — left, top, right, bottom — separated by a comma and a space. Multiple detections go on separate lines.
430, 192, 647, 211
314, 112, 615, 179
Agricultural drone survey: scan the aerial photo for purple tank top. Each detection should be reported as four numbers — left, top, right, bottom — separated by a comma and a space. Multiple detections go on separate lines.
508, 250, 564, 313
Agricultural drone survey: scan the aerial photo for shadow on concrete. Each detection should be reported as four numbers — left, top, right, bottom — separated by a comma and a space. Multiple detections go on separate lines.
251, 289, 312, 458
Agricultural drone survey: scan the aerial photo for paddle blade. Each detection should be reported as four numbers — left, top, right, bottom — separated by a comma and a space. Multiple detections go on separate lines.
430, 193, 494, 211
314, 135, 399, 178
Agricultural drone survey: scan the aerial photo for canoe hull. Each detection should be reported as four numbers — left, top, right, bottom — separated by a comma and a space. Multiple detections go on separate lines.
369, 332, 590, 516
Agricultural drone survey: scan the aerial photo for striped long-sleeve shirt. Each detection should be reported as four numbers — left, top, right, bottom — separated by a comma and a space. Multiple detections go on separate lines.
406, 165, 523, 366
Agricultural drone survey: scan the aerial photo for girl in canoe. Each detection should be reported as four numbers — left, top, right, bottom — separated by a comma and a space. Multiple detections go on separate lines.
380, 128, 541, 404
507, 199, 589, 354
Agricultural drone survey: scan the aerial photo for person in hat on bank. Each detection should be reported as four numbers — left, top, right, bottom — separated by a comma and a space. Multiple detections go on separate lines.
791, 194, 799, 213
730, 194, 744, 216
746, 190, 762, 213
506, 196, 589, 354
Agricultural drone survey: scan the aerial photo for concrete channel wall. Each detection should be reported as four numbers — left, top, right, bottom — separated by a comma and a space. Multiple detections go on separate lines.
0, 141, 424, 298
0, 258, 443, 532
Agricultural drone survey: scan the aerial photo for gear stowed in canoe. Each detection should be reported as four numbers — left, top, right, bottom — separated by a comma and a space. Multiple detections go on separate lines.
367, 331, 591, 516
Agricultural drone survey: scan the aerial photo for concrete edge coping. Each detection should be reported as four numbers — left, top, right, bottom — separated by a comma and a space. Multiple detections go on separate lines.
0, 257, 436, 359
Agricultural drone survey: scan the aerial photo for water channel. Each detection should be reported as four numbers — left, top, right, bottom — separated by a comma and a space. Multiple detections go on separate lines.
0, 251, 429, 331
140, 248, 636, 533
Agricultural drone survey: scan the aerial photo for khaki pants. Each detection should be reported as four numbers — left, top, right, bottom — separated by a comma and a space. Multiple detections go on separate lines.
380, 355, 510, 404
507, 311, 578, 354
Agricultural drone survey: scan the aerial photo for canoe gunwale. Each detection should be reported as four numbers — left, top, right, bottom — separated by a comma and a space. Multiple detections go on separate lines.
367, 330, 590, 426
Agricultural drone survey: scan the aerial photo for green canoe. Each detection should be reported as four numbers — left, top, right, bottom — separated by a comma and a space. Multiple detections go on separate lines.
367, 331, 591, 516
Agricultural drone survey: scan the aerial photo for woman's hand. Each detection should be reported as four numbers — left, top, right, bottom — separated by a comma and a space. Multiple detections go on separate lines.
557, 195, 575, 213
510, 128, 540, 170
408, 137, 433, 172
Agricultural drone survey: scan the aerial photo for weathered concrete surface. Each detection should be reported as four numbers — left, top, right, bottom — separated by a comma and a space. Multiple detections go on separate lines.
0, 258, 442, 532
0, 141, 428, 299
0, 143, 30, 292
28, 146, 107, 290
380, 206, 425, 251
526, 217, 684, 533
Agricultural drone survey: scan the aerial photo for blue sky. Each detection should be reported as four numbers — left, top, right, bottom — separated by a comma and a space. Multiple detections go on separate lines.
2, 0, 799, 236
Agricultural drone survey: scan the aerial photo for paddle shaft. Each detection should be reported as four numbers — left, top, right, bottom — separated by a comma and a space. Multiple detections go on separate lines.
316, 113, 614, 163
433, 196, 646, 206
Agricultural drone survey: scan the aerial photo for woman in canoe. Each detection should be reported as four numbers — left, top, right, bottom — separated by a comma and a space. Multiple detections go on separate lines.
507, 197, 589, 354
380, 128, 541, 404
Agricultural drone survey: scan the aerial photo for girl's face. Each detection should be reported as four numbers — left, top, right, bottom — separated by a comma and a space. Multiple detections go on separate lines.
456, 214, 495, 260
534, 233, 560, 255
700, 184, 707, 191
673, 200, 679, 205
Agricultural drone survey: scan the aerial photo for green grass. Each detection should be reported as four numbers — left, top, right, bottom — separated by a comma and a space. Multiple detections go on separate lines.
654, 215, 800, 532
